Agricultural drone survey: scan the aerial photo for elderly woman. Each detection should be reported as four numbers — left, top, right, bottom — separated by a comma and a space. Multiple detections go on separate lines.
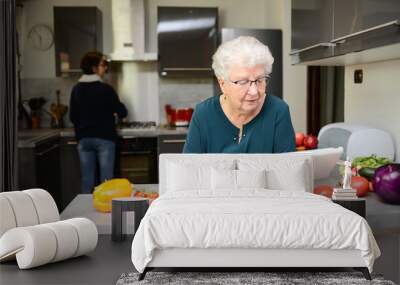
183, 36, 296, 153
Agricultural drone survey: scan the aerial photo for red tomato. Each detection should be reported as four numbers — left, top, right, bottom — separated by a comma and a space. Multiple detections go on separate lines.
313, 184, 333, 198
351, 176, 369, 197
295, 132, 305, 147
303, 135, 318, 149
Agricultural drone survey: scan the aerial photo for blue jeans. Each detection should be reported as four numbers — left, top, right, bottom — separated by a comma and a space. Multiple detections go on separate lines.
78, 138, 116, 194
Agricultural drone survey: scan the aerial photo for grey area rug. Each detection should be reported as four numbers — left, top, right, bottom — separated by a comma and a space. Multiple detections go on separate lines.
116, 271, 396, 285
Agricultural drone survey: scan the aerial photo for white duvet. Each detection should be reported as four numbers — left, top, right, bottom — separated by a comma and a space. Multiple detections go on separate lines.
131, 190, 380, 273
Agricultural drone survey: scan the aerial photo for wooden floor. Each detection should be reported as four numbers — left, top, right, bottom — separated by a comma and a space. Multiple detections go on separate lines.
0, 235, 134, 285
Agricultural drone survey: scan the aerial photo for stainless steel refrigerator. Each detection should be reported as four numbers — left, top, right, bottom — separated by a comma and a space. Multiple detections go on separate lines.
213, 28, 283, 98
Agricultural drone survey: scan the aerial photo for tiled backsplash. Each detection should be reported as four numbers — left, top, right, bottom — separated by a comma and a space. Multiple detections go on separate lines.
158, 77, 213, 124
21, 77, 78, 128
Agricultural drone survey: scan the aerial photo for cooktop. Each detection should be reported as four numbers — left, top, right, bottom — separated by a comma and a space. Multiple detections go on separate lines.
118, 121, 156, 130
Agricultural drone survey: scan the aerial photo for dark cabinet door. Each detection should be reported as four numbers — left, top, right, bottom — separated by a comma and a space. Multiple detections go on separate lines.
158, 7, 218, 77
18, 138, 61, 210
334, 0, 400, 39
291, 0, 335, 62
54, 7, 102, 76
36, 141, 61, 210
292, 0, 334, 50
157, 134, 187, 155
18, 148, 36, 189
333, 0, 400, 56
60, 137, 81, 210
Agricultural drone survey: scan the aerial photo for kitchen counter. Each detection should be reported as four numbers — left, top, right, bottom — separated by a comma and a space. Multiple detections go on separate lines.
18, 126, 188, 147
18, 129, 60, 148
60, 126, 188, 138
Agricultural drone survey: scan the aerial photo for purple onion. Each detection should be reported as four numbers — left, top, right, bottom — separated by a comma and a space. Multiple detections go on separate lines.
373, 163, 400, 204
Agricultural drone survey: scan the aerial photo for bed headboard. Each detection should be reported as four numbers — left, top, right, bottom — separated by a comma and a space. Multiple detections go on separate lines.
158, 150, 344, 196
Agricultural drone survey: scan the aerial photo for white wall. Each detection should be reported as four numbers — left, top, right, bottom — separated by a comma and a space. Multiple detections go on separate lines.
345, 59, 400, 161
279, 0, 307, 133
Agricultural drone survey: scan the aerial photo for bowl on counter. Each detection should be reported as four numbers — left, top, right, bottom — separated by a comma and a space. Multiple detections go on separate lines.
165, 105, 193, 127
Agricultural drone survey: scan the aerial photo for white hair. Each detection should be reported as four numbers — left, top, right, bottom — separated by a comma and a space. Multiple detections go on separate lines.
212, 36, 274, 79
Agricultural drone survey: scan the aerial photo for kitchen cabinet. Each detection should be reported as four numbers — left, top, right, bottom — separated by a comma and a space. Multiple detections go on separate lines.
18, 136, 61, 210
334, 0, 400, 39
59, 137, 81, 211
157, 134, 186, 155
291, 0, 400, 64
54, 7, 102, 76
291, 0, 334, 62
333, 0, 400, 57
157, 7, 218, 77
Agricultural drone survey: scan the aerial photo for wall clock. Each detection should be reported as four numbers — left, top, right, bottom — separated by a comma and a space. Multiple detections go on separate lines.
28, 24, 54, 51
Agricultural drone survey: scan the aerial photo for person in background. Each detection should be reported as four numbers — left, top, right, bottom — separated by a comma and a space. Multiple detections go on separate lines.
183, 36, 295, 153
70, 51, 127, 194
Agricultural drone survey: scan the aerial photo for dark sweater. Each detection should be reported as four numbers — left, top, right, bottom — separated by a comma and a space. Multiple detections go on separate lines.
69, 81, 127, 141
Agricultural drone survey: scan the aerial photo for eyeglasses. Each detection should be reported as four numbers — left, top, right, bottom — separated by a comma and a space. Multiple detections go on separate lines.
230, 75, 271, 89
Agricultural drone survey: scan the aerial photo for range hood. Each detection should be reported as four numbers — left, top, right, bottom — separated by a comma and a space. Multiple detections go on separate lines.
110, 0, 156, 61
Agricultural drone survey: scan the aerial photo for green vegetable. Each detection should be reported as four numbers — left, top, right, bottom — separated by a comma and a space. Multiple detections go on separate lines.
358, 167, 375, 181
352, 154, 393, 169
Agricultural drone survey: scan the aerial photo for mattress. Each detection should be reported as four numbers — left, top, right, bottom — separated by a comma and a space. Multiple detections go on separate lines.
131, 190, 380, 273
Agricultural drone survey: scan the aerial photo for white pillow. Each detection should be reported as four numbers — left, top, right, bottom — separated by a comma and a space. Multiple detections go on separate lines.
237, 169, 267, 189
238, 157, 312, 192
211, 168, 236, 190
211, 168, 267, 190
166, 160, 235, 192
266, 161, 308, 192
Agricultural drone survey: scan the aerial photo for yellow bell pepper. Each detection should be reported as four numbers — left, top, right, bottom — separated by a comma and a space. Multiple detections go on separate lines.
93, 178, 132, 212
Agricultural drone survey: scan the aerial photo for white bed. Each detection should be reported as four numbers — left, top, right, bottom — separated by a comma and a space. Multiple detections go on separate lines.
131, 151, 380, 280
